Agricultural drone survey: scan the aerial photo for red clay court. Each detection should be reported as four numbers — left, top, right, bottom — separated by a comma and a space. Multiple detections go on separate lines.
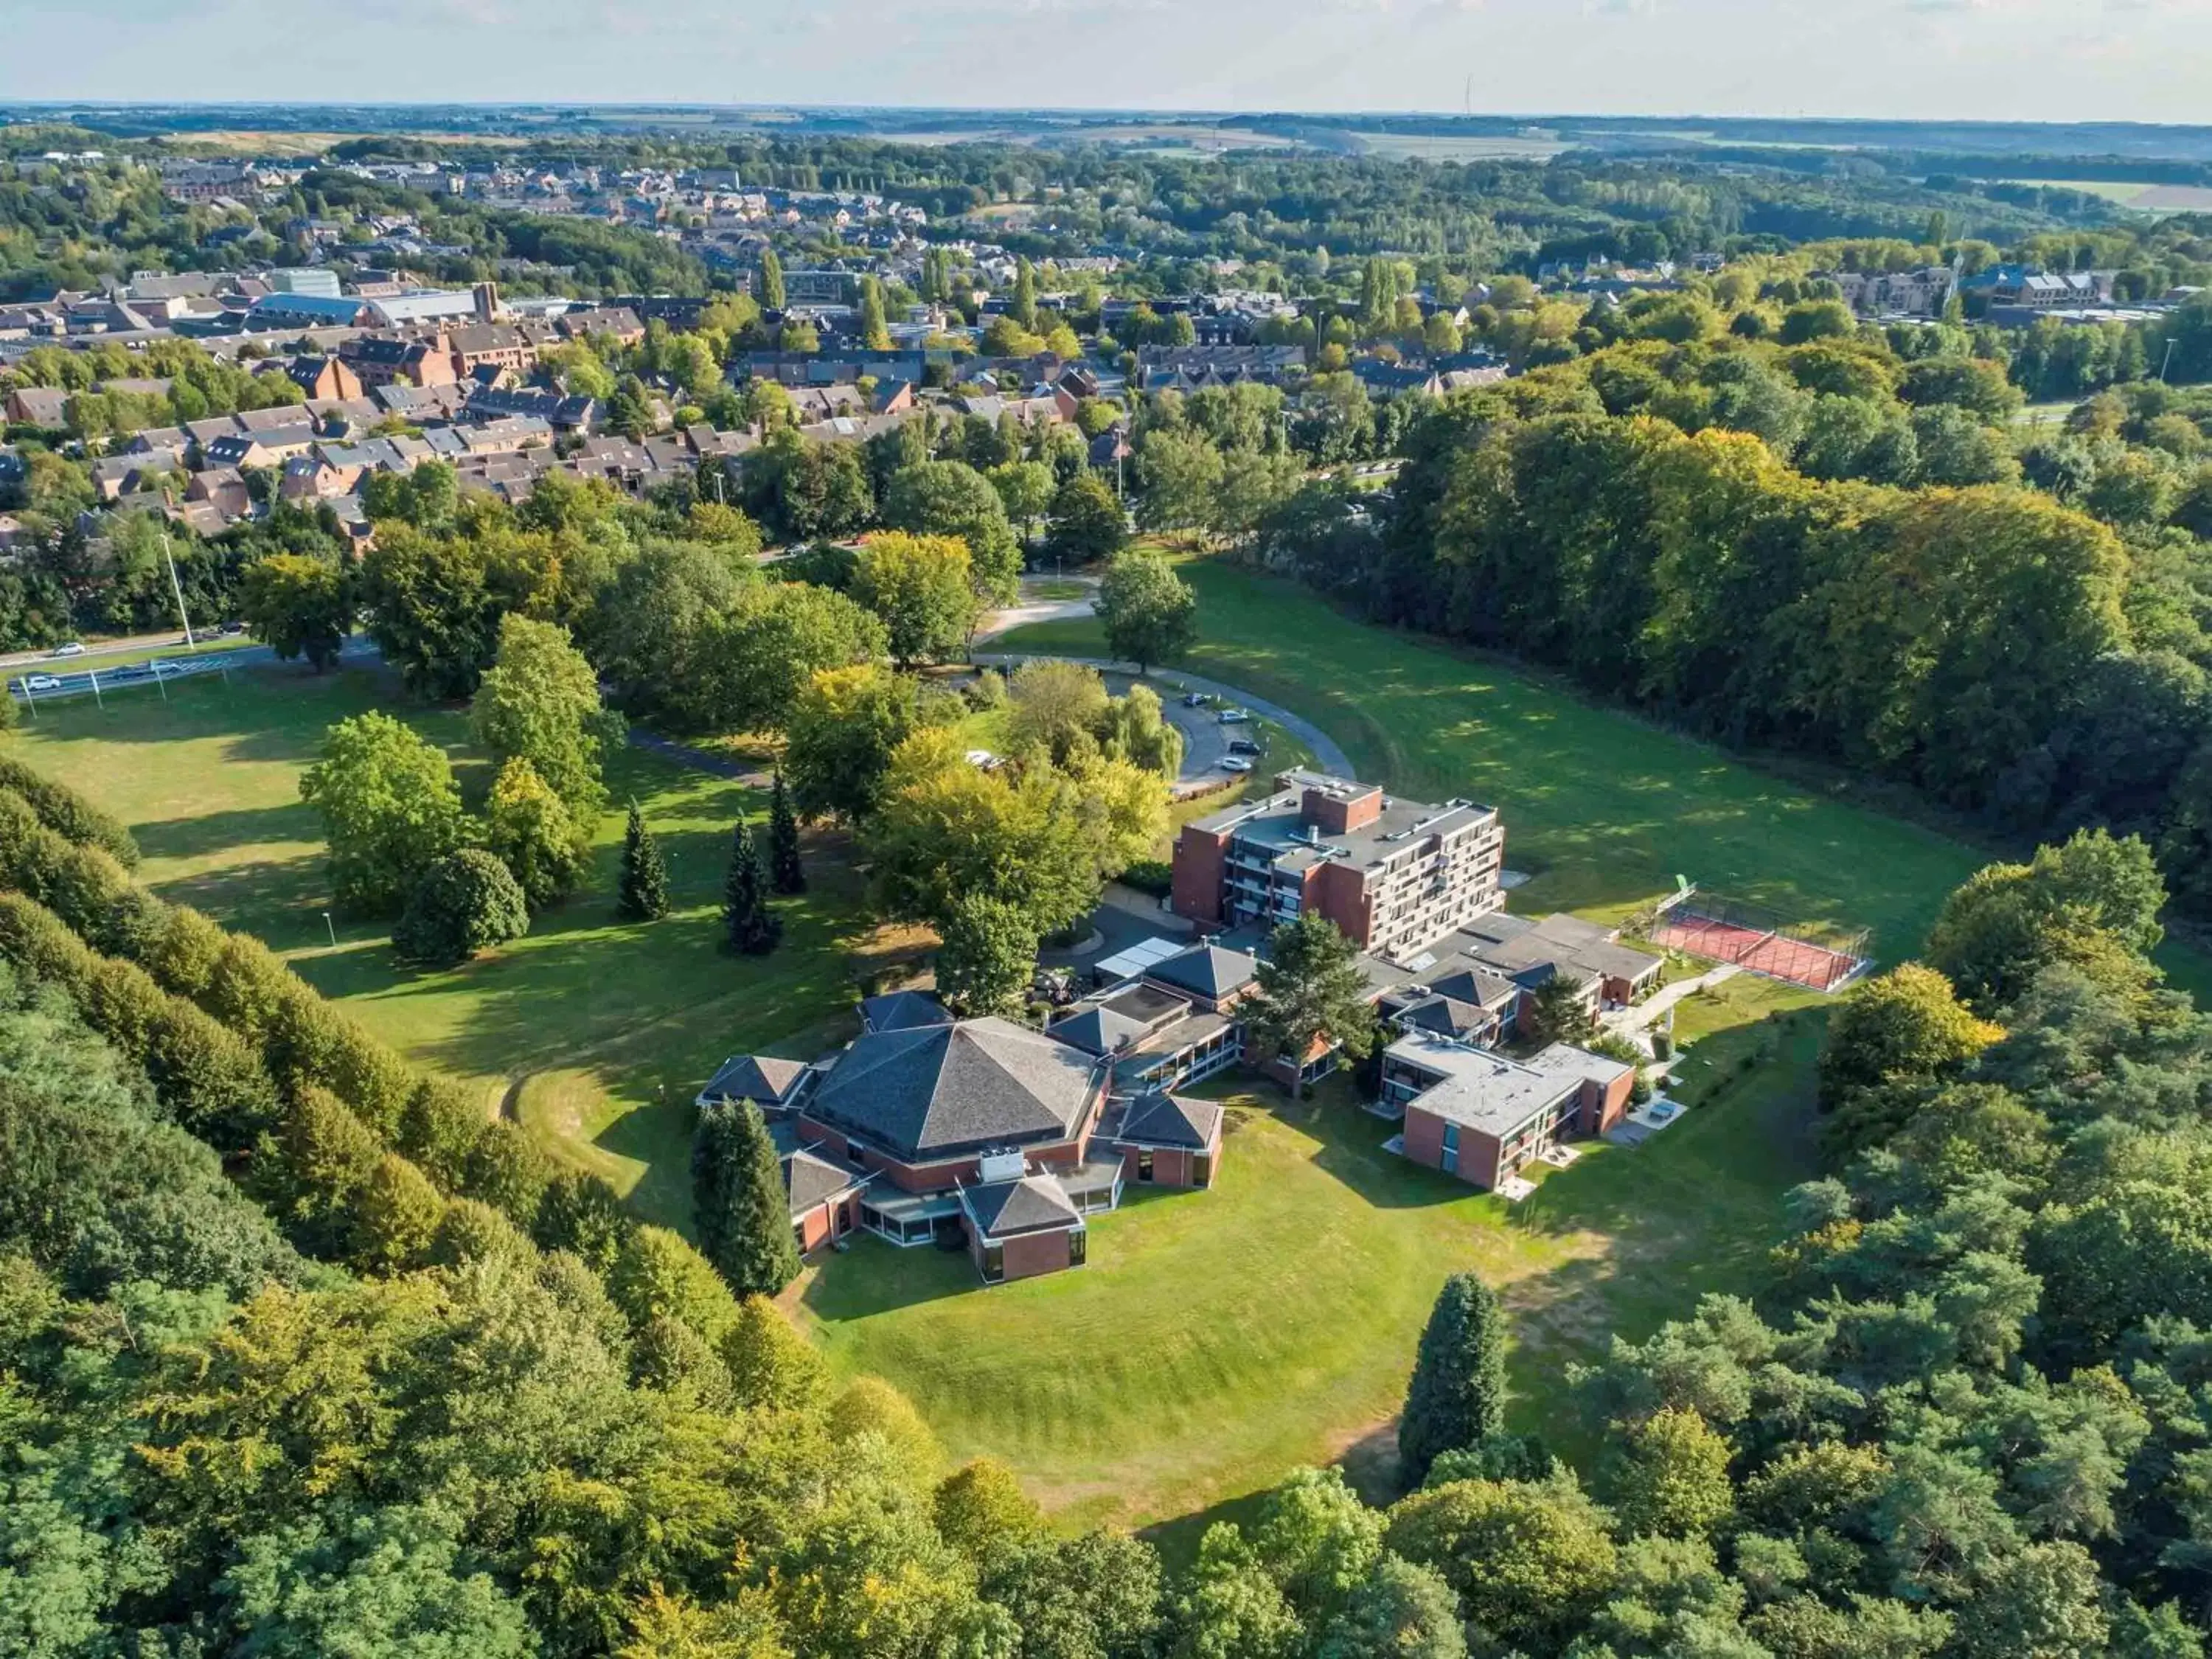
1648, 905, 1869, 993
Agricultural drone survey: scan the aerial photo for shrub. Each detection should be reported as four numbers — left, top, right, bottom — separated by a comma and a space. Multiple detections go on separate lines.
0, 757, 139, 866
1120, 858, 1173, 898
392, 850, 531, 967
397, 1077, 487, 1189
349, 1152, 448, 1272
460, 1119, 557, 1231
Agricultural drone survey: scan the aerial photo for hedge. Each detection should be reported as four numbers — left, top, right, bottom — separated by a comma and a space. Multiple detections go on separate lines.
0, 755, 139, 868
0, 764, 760, 1340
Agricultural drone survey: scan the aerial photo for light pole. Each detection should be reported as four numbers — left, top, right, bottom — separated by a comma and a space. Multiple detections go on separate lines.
159, 532, 197, 651
2161, 338, 2179, 384
322, 911, 337, 948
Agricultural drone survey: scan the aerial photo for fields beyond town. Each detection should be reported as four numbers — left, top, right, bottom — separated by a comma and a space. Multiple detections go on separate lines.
16, 554, 2202, 1545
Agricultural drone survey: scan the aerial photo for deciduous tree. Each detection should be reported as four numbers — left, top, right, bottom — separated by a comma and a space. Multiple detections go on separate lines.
299, 712, 466, 916
1095, 549, 1197, 674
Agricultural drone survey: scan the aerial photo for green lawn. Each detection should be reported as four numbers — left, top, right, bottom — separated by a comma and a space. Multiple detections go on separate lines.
998, 555, 2212, 999
805, 1002, 1824, 1549
9, 661, 883, 1231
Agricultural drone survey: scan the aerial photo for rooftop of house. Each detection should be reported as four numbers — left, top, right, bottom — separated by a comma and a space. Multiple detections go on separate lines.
1144, 941, 1259, 1003
1387, 1029, 1631, 1138
698, 1053, 812, 1107
1109, 1090, 1223, 1152
859, 988, 953, 1033
962, 1172, 1084, 1239
1191, 770, 1496, 870
1451, 911, 1662, 990
1048, 978, 1192, 1058
808, 1015, 1103, 1163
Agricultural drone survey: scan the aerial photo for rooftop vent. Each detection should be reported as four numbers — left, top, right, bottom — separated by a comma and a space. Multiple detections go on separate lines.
978, 1150, 1027, 1183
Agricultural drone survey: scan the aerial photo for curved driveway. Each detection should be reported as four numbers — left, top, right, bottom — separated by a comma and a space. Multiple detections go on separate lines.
973, 650, 1353, 779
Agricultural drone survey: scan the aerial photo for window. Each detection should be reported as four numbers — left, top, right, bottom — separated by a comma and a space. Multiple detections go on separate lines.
1192, 1153, 1213, 1189
981, 1242, 1004, 1284
1138, 1149, 1155, 1183
1068, 1228, 1087, 1266
1441, 1121, 1460, 1176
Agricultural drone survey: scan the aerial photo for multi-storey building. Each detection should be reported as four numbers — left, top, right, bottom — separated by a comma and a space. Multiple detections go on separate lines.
1171, 771, 1506, 959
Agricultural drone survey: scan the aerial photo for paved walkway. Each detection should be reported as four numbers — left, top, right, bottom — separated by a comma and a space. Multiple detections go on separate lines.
1599, 963, 1741, 1049
973, 579, 1100, 642
627, 729, 772, 786
972, 650, 1354, 778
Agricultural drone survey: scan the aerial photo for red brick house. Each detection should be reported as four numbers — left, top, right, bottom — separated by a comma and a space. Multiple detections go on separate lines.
1384, 1030, 1635, 1192
1099, 1091, 1224, 1189
797, 1016, 1121, 1263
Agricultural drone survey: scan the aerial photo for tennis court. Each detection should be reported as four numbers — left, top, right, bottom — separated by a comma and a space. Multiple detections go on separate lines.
1647, 893, 1871, 993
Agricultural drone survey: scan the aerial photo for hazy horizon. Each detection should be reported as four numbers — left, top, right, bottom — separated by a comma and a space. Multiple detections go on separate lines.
3, 0, 2208, 127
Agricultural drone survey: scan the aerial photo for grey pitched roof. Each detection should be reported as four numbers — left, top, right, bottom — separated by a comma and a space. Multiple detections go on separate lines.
1114, 1091, 1222, 1152
1145, 943, 1256, 1002
1048, 1004, 1151, 1058
1422, 964, 1521, 1012
809, 1016, 1101, 1161
698, 1054, 810, 1107
785, 1145, 862, 1219
964, 1172, 1082, 1238
859, 989, 952, 1033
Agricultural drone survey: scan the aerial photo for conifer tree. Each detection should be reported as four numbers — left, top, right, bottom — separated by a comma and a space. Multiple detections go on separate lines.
616, 801, 670, 922
769, 773, 806, 895
721, 816, 781, 955
1398, 1271, 1509, 1485
692, 1099, 802, 1296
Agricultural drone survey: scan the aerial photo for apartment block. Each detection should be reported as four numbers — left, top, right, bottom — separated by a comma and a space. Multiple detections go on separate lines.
1171, 771, 1505, 957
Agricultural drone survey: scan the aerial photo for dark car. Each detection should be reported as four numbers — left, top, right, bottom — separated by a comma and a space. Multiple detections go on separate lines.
1227, 738, 1262, 757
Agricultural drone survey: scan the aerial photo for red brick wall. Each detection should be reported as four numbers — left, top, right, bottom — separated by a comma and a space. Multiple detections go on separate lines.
1310, 860, 1375, 949
1302, 785, 1383, 835
1404, 1105, 1504, 1189
1172, 826, 1229, 925
972, 1225, 1076, 1282
1575, 1069, 1635, 1137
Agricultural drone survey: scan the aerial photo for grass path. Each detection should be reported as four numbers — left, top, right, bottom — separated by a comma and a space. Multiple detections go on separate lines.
10, 663, 884, 1231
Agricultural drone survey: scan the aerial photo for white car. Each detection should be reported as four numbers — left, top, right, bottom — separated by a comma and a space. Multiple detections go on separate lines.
1221, 757, 1255, 773
21, 675, 59, 692
1217, 708, 1252, 724
49, 641, 85, 658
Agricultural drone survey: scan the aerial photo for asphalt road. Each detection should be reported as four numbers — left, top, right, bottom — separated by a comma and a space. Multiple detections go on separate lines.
7, 635, 381, 702
974, 650, 1354, 778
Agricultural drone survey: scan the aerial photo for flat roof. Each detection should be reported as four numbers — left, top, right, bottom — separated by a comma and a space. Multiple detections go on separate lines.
1191, 771, 1497, 871
1094, 935, 1188, 981
1388, 1031, 1627, 1140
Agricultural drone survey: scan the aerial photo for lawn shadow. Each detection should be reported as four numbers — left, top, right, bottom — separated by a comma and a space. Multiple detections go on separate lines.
133, 802, 321, 863
800, 1232, 977, 1319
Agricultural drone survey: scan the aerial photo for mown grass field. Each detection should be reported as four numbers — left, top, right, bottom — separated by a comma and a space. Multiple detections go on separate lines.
805, 999, 1826, 1549
10, 664, 883, 1231
996, 553, 2212, 998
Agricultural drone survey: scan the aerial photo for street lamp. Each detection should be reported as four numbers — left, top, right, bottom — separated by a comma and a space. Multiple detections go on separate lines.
321, 911, 337, 948
159, 532, 197, 651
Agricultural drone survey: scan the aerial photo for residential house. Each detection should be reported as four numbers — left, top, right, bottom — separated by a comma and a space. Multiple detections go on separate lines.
1384, 1030, 1635, 1191
556, 305, 646, 345
1172, 771, 1506, 961
277, 355, 364, 403
4, 386, 69, 428
448, 324, 538, 378
859, 988, 953, 1034
341, 335, 462, 389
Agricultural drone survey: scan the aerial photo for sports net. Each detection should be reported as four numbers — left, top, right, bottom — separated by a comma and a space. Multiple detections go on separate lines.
1644, 890, 1871, 993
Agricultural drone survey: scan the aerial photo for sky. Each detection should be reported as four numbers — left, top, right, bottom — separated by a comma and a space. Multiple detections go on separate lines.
1, 0, 2210, 124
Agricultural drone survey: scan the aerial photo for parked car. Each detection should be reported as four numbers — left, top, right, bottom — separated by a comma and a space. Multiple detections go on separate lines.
21, 674, 59, 692
218, 621, 246, 636
1182, 691, 1210, 707
49, 641, 84, 658
1227, 738, 1263, 757
1221, 757, 1255, 773
1218, 709, 1251, 724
